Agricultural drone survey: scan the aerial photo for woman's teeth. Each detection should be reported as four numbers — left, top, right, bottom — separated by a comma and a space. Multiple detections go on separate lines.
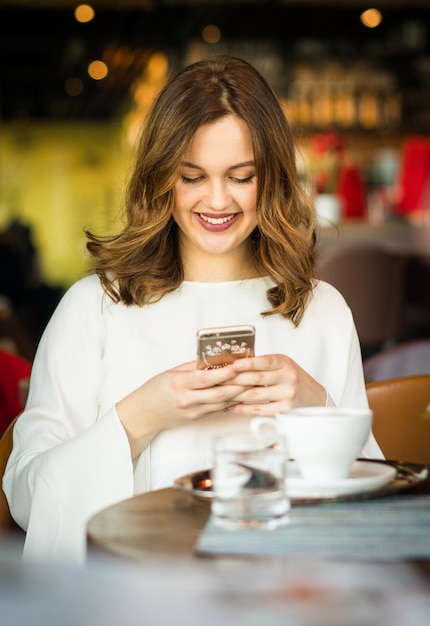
200, 214, 235, 225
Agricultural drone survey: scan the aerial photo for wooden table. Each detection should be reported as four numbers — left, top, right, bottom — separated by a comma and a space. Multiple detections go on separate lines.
87, 472, 430, 569
87, 487, 211, 560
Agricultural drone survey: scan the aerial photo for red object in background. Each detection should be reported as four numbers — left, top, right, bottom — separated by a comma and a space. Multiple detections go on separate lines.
338, 165, 367, 218
0, 349, 31, 434
396, 136, 430, 215
311, 132, 346, 195
312, 132, 346, 156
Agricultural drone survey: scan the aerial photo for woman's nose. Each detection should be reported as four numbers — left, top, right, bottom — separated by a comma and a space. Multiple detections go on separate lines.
203, 180, 232, 211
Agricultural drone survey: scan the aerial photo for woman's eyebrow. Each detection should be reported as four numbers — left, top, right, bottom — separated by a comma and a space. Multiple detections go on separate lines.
180, 160, 255, 170
180, 161, 201, 170
228, 161, 256, 170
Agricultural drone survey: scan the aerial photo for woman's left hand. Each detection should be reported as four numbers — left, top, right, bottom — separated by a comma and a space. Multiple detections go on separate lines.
225, 354, 327, 416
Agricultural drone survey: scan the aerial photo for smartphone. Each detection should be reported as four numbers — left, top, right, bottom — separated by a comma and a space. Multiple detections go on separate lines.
197, 324, 256, 370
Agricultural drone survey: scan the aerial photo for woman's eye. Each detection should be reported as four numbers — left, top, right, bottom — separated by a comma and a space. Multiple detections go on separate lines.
180, 175, 202, 184
180, 174, 255, 185
231, 175, 255, 184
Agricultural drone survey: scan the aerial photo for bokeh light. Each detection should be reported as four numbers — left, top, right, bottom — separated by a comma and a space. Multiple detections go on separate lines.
64, 77, 84, 96
361, 9, 383, 28
74, 4, 95, 23
202, 25, 221, 44
88, 60, 108, 80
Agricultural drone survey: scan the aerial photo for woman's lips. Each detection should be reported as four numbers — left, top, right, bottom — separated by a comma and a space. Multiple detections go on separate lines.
196, 213, 239, 231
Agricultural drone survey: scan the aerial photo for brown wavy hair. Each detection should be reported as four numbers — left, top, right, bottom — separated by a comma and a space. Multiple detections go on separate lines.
86, 55, 316, 325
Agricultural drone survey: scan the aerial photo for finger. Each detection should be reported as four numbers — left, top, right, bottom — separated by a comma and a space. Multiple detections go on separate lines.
226, 371, 271, 387
232, 354, 287, 373
182, 391, 246, 421
191, 382, 249, 405
230, 386, 270, 404
192, 364, 240, 389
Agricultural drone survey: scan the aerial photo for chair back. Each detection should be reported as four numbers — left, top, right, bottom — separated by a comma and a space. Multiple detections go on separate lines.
0, 418, 20, 531
366, 375, 430, 464
363, 339, 430, 382
316, 244, 406, 350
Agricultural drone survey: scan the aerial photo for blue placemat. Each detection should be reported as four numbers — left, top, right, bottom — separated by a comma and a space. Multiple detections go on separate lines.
196, 495, 430, 560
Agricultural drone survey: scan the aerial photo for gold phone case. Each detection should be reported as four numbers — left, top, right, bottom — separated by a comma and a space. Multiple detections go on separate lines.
197, 324, 255, 370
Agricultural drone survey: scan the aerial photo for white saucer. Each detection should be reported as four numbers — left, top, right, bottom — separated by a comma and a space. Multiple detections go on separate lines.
286, 460, 397, 499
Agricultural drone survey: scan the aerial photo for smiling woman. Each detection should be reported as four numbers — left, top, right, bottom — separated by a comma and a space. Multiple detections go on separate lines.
172, 115, 258, 280
3, 55, 383, 565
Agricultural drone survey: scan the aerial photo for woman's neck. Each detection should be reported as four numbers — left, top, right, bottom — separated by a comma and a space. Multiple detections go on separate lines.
181, 247, 261, 283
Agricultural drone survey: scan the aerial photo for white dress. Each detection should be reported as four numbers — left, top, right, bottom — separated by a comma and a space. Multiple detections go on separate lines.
3, 275, 383, 564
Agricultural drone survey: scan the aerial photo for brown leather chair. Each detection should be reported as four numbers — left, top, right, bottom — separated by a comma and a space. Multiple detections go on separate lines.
0, 418, 21, 532
366, 375, 430, 465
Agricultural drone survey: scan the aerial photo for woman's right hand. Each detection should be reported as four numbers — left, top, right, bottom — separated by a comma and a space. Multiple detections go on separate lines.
115, 361, 248, 459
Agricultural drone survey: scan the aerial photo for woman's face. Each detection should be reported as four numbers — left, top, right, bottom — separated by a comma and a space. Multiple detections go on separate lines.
172, 115, 258, 277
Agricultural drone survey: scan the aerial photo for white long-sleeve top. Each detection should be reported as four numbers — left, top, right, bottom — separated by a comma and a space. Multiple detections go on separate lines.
3, 275, 383, 564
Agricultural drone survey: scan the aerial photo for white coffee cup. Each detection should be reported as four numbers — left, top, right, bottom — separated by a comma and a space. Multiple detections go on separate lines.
250, 407, 373, 482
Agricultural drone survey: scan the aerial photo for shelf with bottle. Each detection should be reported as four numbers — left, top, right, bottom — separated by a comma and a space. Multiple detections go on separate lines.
283, 61, 403, 132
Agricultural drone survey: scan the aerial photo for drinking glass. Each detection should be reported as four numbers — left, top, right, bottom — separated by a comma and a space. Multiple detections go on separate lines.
211, 431, 290, 529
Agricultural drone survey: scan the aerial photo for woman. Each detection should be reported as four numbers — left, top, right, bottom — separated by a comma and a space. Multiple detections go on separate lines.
4, 55, 383, 564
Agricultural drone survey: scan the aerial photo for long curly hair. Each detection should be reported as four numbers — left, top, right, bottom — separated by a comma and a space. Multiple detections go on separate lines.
86, 55, 316, 325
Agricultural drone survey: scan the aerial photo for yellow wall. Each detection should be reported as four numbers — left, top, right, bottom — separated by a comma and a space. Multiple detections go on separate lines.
0, 121, 132, 288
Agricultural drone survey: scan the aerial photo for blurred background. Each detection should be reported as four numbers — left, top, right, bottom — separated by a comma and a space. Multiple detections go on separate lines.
1, 0, 430, 363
